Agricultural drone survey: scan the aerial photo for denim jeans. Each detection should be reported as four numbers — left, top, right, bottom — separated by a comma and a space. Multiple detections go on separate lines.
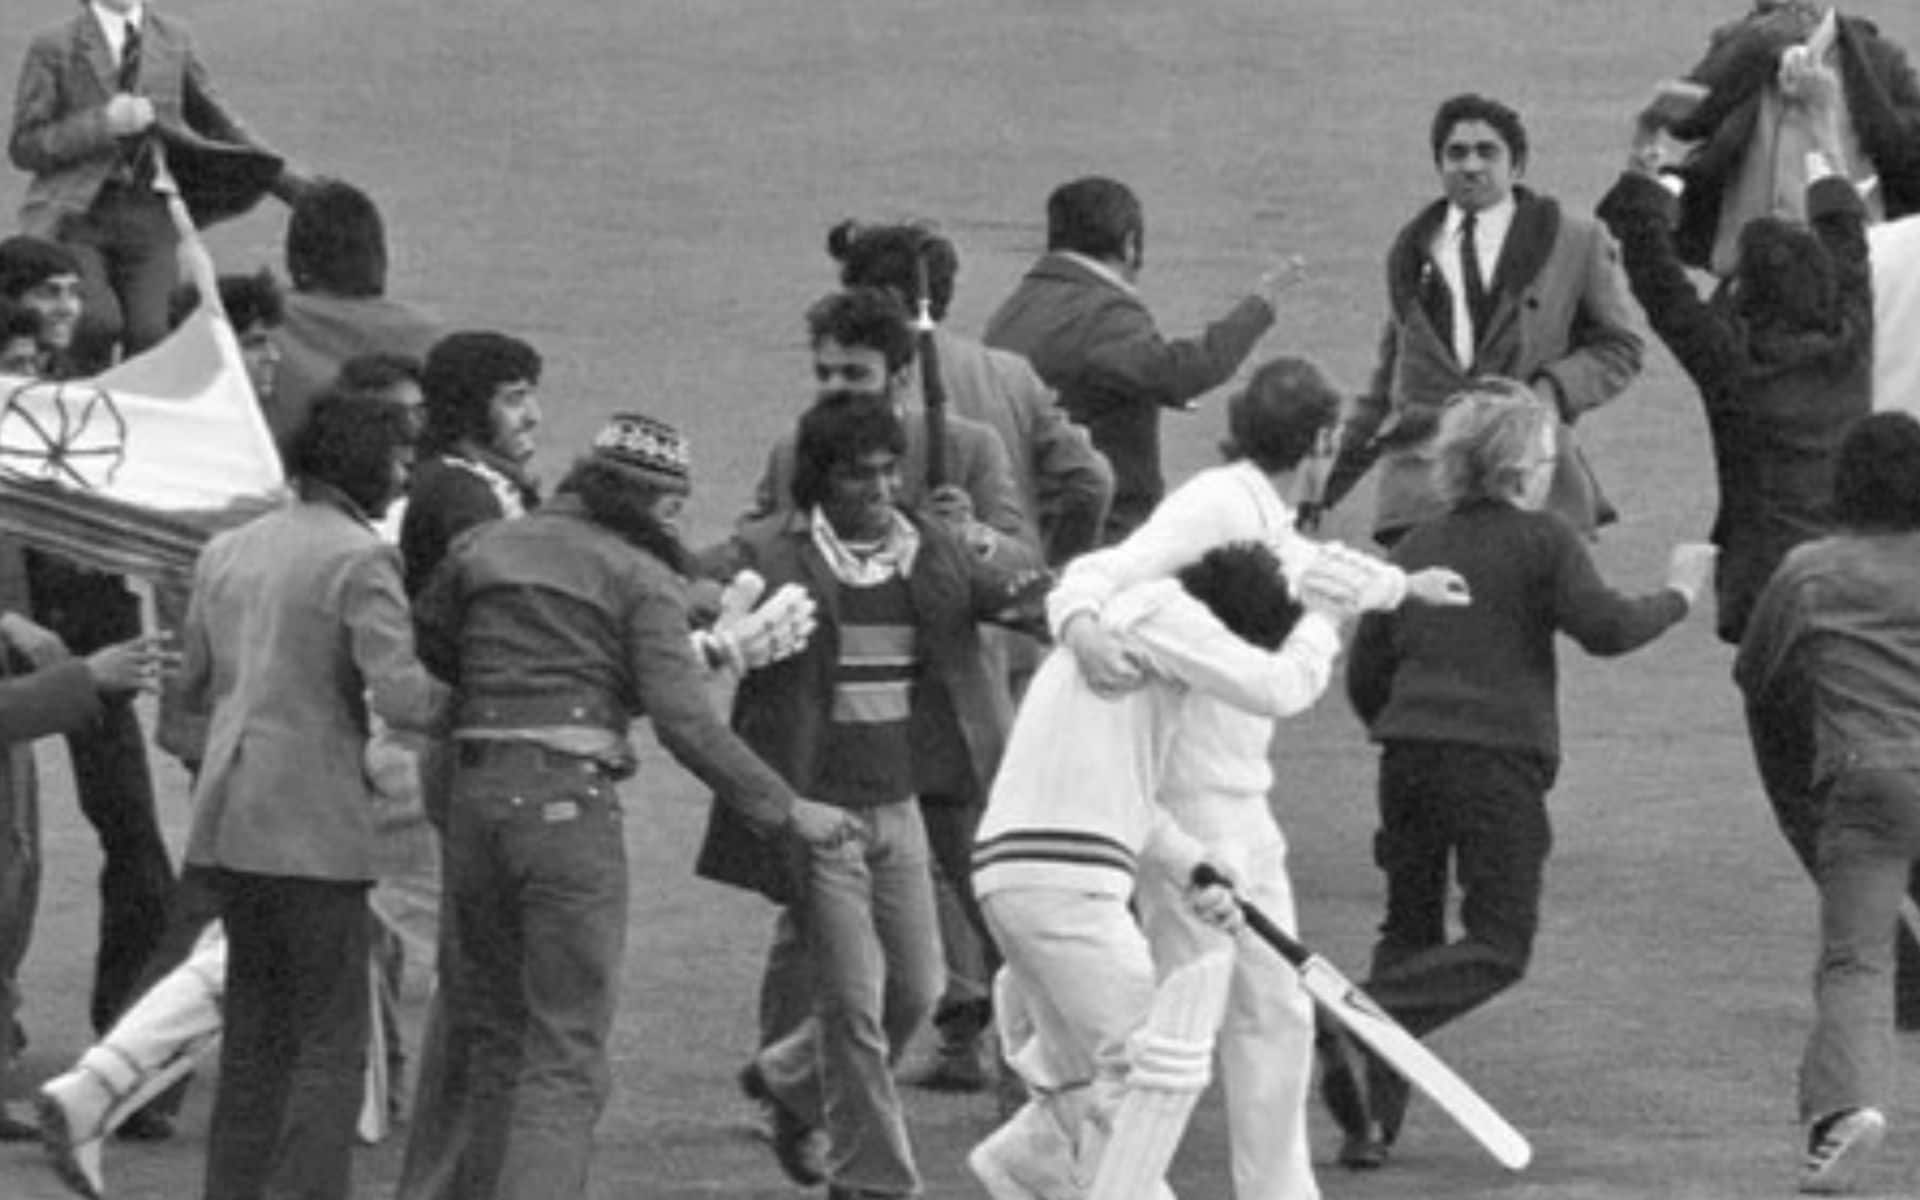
758, 799, 943, 1197
433, 758, 628, 1200
1801, 767, 1920, 1122
1364, 741, 1554, 1037
204, 869, 370, 1200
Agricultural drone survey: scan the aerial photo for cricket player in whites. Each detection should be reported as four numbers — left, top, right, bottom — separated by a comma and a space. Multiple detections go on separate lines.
1044, 357, 1469, 1200
969, 539, 1360, 1199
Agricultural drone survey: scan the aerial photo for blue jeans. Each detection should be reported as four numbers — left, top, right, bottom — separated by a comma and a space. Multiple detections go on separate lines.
759, 799, 943, 1197
1801, 767, 1920, 1122
431, 757, 628, 1200
203, 870, 370, 1200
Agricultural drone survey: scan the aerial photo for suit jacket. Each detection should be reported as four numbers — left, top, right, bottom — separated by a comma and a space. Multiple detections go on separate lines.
1326, 188, 1643, 540
909, 326, 1112, 566
1671, 11, 1920, 270
181, 487, 447, 881
696, 509, 1039, 903
9, 6, 283, 237
984, 252, 1273, 541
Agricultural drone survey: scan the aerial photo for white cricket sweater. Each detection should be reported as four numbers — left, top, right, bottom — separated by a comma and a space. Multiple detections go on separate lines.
973, 578, 1340, 900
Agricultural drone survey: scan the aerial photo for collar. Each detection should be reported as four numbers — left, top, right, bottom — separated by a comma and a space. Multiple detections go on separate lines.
1389, 187, 1560, 313
1440, 195, 1516, 248
299, 478, 375, 527
89, 2, 143, 56
1055, 251, 1140, 298
808, 506, 920, 585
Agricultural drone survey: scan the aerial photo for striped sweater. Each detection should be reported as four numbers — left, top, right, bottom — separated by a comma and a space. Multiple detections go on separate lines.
973, 578, 1340, 899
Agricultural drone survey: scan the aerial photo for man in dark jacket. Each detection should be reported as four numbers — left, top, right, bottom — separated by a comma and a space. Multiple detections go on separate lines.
409, 414, 857, 1200
984, 176, 1291, 543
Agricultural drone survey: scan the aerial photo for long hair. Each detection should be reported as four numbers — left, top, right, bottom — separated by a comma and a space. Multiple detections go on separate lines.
1431, 378, 1552, 505
418, 331, 542, 456
555, 457, 693, 575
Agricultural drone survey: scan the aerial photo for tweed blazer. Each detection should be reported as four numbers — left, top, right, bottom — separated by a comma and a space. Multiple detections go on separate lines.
9, 5, 277, 237
1326, 188, 1644, 541
181, 490, 447, 881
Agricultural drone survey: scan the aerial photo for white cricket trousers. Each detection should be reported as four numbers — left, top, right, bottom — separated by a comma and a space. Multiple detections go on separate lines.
1139, 832, 1319, 1200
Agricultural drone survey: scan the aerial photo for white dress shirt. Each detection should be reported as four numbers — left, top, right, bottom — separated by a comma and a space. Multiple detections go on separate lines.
90, 2, 146, 68
1432, 195, 1514, 368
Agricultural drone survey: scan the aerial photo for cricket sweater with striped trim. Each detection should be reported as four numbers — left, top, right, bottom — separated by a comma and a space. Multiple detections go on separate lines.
973, 578, 1340, 900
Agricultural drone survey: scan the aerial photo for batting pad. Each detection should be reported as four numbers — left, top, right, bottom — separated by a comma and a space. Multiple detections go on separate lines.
1087, 950, 1233, 1200
74, 921, 227, 1136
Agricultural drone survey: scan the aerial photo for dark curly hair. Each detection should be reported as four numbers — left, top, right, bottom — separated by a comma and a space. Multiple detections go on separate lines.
1733, 216, 1838, 334
828, 220, 959, 322
791, 398, 907, 513
1833, 411, 1920, 532
418, 331, 541, 455
289, 386, 416, 517
804, 288, 916, 375
1430, 94, 1529, 171
554, 456, 693, 575
1176, 541, 1302, 651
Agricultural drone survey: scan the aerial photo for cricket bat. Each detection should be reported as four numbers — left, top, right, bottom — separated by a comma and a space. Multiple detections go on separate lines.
1192, 866, 1533, 1171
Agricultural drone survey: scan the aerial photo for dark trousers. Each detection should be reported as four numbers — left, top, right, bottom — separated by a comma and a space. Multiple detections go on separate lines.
204, 869, 370, 1200
1363, 740, 1555, 1037
58, 183, 180, 373
26, 553, 173, 1033
1747, 690, 1920, 1024
408, 757, 628, 1200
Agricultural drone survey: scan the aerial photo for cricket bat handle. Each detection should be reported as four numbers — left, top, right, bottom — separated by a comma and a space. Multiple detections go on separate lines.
1192, 864, 1309, 967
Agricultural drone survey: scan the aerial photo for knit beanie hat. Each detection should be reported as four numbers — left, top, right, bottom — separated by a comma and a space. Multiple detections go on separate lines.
591, 412, 691, 494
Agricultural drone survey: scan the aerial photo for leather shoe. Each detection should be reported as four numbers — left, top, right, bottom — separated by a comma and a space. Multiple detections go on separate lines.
739, 1061, 825, 1186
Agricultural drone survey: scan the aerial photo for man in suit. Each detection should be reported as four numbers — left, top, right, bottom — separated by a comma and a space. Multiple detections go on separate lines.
984, 176, 1294, 544
1322, 94, 1644, 547
177, 385, 445, 1200
9, 0, 307, 373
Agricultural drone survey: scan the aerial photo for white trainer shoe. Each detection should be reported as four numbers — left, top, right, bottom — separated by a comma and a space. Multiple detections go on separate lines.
37, 1071, 112, 1200
1799, 1106, 1886, 1194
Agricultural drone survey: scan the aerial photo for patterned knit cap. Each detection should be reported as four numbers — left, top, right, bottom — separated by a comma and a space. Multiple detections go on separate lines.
591, 412, 691, 494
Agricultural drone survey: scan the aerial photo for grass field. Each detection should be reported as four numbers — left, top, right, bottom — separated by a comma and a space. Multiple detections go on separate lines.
7, 0, 1920, 1196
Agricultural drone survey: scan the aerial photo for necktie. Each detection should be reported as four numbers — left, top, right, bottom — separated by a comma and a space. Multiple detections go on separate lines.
118, 20, 143, 93
1460, 213, 1492, 354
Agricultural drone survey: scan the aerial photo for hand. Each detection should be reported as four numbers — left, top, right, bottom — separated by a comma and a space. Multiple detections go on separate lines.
0, 612, 69, 668
103, 94, 155, 137
1256, 255, 1308, 310
923, 484, 976, 537
787, 797, 864, 850
1778, 52, 1840, 113
1404, 566, 1471, 607
85, 633, 180, 694
1665, 542, 1718, 610
1061, 611, 1149, 697
1185, 863, 1245, 933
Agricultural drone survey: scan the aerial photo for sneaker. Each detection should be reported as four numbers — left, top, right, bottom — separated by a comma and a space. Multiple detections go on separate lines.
1800, 1106, 1886, 1194
903, 1037, 989, 1093
738, 1061, 826, 1186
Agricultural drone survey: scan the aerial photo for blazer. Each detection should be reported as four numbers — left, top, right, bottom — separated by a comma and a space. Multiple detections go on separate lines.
9, 6, 282, 237
180, 488, 447, 881
1326, 188, 1644, 541
984, 252, 1274, 541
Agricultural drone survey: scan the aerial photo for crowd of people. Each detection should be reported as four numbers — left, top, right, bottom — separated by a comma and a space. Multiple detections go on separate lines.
2, 0, 1920, 1199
